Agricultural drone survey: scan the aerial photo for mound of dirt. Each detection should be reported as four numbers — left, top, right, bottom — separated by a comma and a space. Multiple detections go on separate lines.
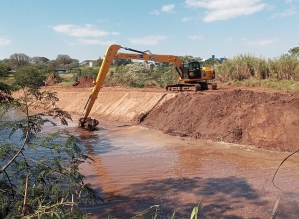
141, 89, 299, 152
44, 73, 61, 86
73, 75, 94, 88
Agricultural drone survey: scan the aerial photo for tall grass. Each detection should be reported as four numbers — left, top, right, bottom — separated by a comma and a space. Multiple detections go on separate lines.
268, 55, 299, 80
215, 54, 299, 82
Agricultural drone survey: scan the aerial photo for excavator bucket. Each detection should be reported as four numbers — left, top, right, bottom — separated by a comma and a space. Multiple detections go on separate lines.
78, 117, 99, 131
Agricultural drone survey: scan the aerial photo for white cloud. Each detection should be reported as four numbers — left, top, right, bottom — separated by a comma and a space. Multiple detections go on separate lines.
111, 32, 120, 36
185, 0, 268, 22
225, 37, 233, 41
285, 0, 298, 3
0, 38, 11, 46
270, 6, 297, 18
161, 4, 175, 13
182, 17, 193, 22
150, 10, 160, 15
53, 24, 109, 37
188, 35, 203, 40
243, 38, 279, 46
151, 4, 175, 15
128, 35, 167, 45
97, 18, 109, 22
76, 38, 117, 46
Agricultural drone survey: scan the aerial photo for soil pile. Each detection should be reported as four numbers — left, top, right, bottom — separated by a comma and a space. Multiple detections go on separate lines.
73, 75, 94, 88
141, 89, 299, 152
44, 73, 61, 86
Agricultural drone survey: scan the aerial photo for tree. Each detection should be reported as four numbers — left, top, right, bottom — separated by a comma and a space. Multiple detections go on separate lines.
0, 67, 99, 218
0, 62, 13, 107
56, 54, 72, 66
113, 58, 132, 66
204, 57, 221, 66
9, 53, 31, 69
31, 56, 50, 69
14, 65, 47, 88
55, 55, 79, 70
288, 44, 299, 58
179, 55, 202, 63
95, 57, 103, 67
0, 62, 10, 77
47, 60, 59, 69
67, 59, 80, 70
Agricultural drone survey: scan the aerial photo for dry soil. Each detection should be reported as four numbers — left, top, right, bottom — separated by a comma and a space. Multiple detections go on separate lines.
46, 84, 299, 152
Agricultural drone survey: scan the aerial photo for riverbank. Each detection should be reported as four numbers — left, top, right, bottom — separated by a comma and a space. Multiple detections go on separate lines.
46, 84, 299, 152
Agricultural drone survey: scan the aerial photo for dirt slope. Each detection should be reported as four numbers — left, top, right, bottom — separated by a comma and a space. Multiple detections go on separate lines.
141, 89, 299, 152
49, 86, 174, 123
48, 85, 299, 152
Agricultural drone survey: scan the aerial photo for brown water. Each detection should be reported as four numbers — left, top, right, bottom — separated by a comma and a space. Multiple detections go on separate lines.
69, 123, 299, 219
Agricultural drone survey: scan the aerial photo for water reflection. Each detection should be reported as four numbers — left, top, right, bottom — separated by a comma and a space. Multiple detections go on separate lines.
3, 113, 299, 218
75, 125, 299, 218
75, 127, 124, 214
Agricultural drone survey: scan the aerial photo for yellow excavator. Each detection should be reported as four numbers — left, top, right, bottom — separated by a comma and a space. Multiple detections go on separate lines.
78, 44, 217, 130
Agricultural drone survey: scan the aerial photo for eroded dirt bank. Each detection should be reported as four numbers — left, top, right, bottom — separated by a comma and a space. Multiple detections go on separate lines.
50, 85, 299, 152
142, 89, 299, 152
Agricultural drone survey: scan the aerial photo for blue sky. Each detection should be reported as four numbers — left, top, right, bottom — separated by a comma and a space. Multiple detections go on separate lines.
0, 0, 298, 62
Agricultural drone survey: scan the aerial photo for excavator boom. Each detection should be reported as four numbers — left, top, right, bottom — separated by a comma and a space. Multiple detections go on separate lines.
78, 44, 121, 130
78, 44, 216, 130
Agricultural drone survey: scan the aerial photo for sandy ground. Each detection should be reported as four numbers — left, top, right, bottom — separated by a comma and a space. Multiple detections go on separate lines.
44, 84, 299, 152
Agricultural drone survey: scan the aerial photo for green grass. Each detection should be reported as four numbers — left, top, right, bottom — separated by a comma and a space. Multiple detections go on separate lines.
59, 73, 75, 80
56, 81, 74, 86
227, 79, 299, 92
0, 74, 15, 85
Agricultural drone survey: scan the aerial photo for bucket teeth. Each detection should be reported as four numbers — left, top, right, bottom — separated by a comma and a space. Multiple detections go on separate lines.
78, 117, 99, 131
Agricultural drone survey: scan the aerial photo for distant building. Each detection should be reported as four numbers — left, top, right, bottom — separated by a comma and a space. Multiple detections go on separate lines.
80, 60, 96, 67
55, 69, 67, 74
210, 55, 228, 62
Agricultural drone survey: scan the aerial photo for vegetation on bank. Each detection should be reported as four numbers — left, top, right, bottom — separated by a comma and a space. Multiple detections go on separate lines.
0, 64, 100, 218
0, 44, 298, 92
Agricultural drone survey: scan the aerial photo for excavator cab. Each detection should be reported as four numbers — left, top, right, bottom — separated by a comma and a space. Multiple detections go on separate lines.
187, 61, 201, 79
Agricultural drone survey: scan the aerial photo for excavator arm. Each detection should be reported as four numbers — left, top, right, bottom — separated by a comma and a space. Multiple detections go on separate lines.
78, 44, 185, 130
78, 44, 121, 130
78, 44, 216, 130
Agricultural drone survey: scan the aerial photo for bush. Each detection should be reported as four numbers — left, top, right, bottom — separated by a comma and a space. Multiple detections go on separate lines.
14, 65, 47, 88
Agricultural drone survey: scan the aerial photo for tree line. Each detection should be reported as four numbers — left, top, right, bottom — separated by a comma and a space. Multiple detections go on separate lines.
1, 53, 104, 70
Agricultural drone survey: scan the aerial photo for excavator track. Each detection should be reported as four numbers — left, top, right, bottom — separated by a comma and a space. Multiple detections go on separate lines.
166, 83, 201, 92
166, 82, 217, 92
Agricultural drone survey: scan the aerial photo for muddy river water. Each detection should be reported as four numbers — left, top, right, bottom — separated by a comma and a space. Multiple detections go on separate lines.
67, 122, 299, 219
2, 110, 299, 218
